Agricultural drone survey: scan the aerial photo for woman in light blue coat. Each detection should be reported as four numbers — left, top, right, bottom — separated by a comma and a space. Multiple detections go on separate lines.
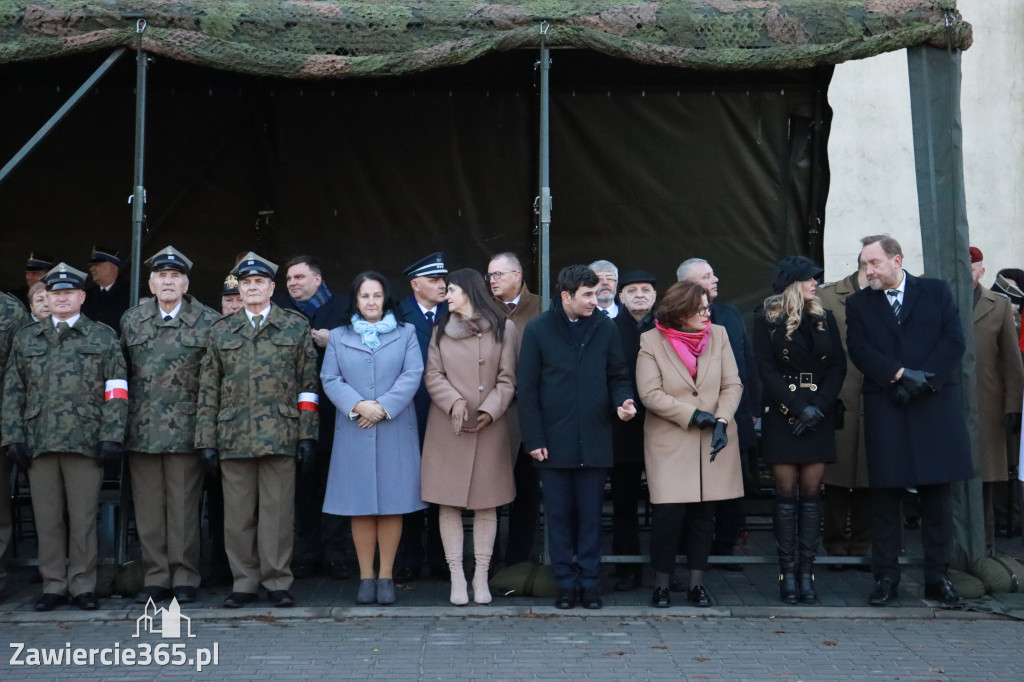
322, 271, 425, 606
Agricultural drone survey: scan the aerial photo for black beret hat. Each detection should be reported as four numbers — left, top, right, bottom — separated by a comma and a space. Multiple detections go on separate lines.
772, 256, 824, 294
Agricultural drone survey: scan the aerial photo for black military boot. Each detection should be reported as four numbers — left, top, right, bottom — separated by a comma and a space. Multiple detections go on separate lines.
774, 497, 799, 605
797, 496, 822, 605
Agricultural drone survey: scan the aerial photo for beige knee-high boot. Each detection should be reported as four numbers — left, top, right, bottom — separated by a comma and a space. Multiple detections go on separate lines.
439, 505, 468, 605
473, 508, 497, 604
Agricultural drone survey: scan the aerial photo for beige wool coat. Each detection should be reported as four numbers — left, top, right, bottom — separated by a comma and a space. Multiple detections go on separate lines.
974, 287, 1024, 482
818, 274, 871, 489
420, 315, 518, 509
637, 325, 744, 504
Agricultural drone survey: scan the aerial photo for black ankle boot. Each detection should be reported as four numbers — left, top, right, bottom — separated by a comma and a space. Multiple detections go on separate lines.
774, 497, 799, 605
798, 497, 822, 605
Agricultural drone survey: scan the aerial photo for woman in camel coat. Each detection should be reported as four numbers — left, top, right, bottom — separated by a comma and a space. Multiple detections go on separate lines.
420, 269, 518, 605
636, 281, 743, 609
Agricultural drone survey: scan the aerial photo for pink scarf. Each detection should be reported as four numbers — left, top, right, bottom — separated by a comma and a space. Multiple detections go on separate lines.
655, 319, 710, 379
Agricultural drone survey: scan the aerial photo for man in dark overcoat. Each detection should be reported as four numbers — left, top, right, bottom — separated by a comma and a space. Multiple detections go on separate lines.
517, 265, 636, 609
845, 235, 973, 606
393, 252, 448, 582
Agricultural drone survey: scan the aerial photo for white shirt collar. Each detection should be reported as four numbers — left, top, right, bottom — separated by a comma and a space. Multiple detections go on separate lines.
417, 303, 438, 317
53, 313, 81, 328
245, 305, 271, 327
599, 301, 619, 318
160, 300, 183, 320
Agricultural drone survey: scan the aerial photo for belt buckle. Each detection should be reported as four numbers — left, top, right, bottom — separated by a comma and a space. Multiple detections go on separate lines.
799, 373, 815, 390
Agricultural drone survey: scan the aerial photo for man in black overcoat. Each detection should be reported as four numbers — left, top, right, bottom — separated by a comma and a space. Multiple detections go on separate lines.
845, 235, 973, 606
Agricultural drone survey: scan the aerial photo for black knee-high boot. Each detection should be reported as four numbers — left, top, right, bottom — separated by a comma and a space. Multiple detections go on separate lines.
798, 496, 822, 605
774, 497, 799, 604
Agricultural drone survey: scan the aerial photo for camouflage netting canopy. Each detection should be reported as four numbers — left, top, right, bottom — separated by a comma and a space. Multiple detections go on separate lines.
0, 1, 971, 78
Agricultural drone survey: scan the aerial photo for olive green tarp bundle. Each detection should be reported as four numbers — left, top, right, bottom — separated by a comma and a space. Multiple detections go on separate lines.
0, 1, 971, 77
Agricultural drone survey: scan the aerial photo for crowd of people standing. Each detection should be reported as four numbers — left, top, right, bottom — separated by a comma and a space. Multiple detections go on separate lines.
1, 235, 1021, 612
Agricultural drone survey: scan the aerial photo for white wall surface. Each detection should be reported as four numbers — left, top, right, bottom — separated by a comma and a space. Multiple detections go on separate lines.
824, 0, 1024, 286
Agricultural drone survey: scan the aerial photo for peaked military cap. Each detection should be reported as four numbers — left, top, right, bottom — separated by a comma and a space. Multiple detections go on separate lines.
144, 245, 193, 274
232, 251, 278, 279
44, 262, 88, 291
89, 246, 123, 267
619, 269, 657, 287
25, 252, 55, 271
221, 274, 240, 296
403, 252, 447, 280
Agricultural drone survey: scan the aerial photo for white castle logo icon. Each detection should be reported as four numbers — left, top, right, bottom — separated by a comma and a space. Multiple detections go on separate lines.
133, 598, 196, 639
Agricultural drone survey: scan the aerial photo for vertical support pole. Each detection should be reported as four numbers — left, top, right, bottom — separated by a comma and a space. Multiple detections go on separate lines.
536, 22, 552, 309
907, 42, 984, 569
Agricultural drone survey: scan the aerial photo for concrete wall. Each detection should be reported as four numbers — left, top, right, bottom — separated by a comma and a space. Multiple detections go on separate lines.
824, 0, 1024, 287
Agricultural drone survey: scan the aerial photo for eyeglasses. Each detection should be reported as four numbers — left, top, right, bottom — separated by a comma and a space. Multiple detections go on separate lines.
486, 271, 518, 281
596, 274, 618, 283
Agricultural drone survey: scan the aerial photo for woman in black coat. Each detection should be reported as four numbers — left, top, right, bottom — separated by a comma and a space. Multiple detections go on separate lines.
754, 256, 847, 605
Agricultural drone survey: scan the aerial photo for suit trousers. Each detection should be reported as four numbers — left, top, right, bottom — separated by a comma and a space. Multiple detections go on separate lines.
130, 452, 204, 588
650, 501, 716, 574
537, 466, 607, 590
504, 444, 541, 565
610, 462, 644, 576
293, 441, 349, 568
220, 456, 295, 593
0, 454, 11, 589
871, 484, 951, 584
28, 452, 103, 595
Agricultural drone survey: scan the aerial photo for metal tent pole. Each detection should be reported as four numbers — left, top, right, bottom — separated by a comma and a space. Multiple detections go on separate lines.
0, 48, 127, 185
536, 22, 552, 309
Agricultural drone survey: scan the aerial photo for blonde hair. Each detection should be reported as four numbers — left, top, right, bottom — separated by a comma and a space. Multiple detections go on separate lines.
763, 280, 824, 339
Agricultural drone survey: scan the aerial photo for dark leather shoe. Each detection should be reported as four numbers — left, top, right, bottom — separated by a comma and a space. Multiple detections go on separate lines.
614, 572, 641, 592
73, 592, 99, 610
393, 567, 419, 585
268, 590, 295, 607
580, 586, 602, 609
868, 577, 899, 606
35, 593, 67, 611
687, 585, 713, 607
135, 585, 173, 604
172, 586, 197, 604
327, 560, 350, 580
554, 588, 576, 609
223, 591, 258, 608
651, 586, 671, 608
923, 577, 963, 606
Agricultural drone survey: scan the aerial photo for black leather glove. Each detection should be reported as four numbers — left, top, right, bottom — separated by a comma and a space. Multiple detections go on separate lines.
709, 421, 728, 461
791, 405, 825, 436
889, 381, 911, 407
899, 369, 936, 400
296, 439, 317, 475
197, 448, 220, 477
6, 443, 32, 470
96, 441, 123, 468
1004, 413, 1022, 435
692, 410, 718, 430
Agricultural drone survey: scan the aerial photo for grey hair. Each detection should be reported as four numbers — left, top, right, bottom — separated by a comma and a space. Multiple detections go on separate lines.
588, 259, 618, 277
676, 258, 709, 283
489, 251, 523, 272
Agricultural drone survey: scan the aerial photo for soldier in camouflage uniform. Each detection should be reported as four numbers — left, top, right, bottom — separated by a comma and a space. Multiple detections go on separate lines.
1, 263, 127, 611
120, 246, 220, 605
0, 290, 30, 597
196, 252, 319, 608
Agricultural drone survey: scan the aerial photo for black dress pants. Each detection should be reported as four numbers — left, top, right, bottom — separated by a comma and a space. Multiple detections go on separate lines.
870, 483, 952, 584
650, 501, 716, 574
610, 462, 644, 576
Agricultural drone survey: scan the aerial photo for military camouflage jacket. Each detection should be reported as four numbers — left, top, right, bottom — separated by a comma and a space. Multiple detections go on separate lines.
2, 315, 127, 457
196, 304, 318, 458
0, 292, 31, 428
120, 295, 220, 454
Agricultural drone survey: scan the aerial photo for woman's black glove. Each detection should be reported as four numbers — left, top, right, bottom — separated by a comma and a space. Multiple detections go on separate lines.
709, 421, 728, 461
692, 410, 718, 430
791, 405, 825, 436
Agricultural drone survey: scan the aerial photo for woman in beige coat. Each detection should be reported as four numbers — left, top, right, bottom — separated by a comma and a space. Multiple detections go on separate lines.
637, 281, 743, 608
421, 269, 518, 605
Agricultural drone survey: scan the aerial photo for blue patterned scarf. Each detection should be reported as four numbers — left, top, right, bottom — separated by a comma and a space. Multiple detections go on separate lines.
351, 311, 397, 350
